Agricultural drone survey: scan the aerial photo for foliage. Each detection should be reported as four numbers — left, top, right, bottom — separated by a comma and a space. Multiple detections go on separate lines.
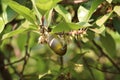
0, 0, 120, 80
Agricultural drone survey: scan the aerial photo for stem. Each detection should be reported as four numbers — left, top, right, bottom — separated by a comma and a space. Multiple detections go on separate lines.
60, 56, 63, 70
19, 32, 30, 80
31, 0, 42, 25
92, 40, 120, 73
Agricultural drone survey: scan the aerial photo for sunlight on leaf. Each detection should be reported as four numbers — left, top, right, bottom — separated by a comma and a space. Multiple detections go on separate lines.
114, 6, 120, 16
0, 17, 5, 33
96, 11, 113, 27
87, 0, 104, 22
77, 6, 88, 22
106, 0, 112, 3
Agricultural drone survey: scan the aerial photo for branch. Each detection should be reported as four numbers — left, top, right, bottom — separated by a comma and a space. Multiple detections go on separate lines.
83, 57, 95, 80
88, 64, 120, 74
92, 40, 120, 73
19, 32, 30, 80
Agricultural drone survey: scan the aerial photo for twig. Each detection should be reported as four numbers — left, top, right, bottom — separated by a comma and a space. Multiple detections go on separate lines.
92, 40, 120, 73
83, 57, 95, 80
0, 57, 24, 68
8, 60, 21, 77
88, 64, 120, 74
19, 32, 30, 80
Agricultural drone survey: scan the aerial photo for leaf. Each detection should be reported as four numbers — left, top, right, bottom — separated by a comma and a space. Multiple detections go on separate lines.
90, 25, 105, 34
0, 17, 5, 33
31, 0, 42, 25
106, 0, 113, 3
53, 0, 61, 5
2, 6, 18, 24
86, 0, 104, 22
35, 0, 61, 15
100, 32, 116, 57
36, 0, 53, 15
113, 17, 120, 34
45, 9, 53, 27
71, 53, 86, 62
93, 69, 105, 80
2, 28, 26, 40
54, 4, 72, 22
77, 6, 89, 22
114, 6, 120, 16
52, 22, 90, 33
96, 11, 113, 27
8, 1, 36, 24
2, 20, 38, 40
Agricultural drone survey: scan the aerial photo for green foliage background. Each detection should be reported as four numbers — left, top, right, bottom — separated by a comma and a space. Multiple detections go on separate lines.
0, 0, 120, 80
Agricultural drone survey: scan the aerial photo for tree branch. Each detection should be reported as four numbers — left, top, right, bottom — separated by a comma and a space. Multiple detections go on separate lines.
19, 32, 30, 80
88, 64, 120, 74
83, 57, 95, 80
92, 40, 120, 73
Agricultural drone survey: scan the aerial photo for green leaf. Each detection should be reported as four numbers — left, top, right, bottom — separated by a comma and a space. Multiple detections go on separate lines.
90, 25, 105, 34
16, 32, 27, 51
71, 53, 86, 62
8, 1, 36, 24
2, 6, 18, 24
77, 6, 89, 22
35, 0, 61, 15
36, 0, 53, 15
113, 17, 120, 34
31, 0, 42, 25
52, 22, 90, 33
96, 11, 113, 27
87, 0, 104, 22
52, 22, 79, 33
2, 28, 26, 40
53, 0, 61, 5
0, 17, 5, 33
100, 32, 116, 57
93, 69, 105, 80
45, 9, 53, 27
54, 4, 72, 22
2, 20, 38, 40
114, 6, 120, 16
106, 0, 113, 3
